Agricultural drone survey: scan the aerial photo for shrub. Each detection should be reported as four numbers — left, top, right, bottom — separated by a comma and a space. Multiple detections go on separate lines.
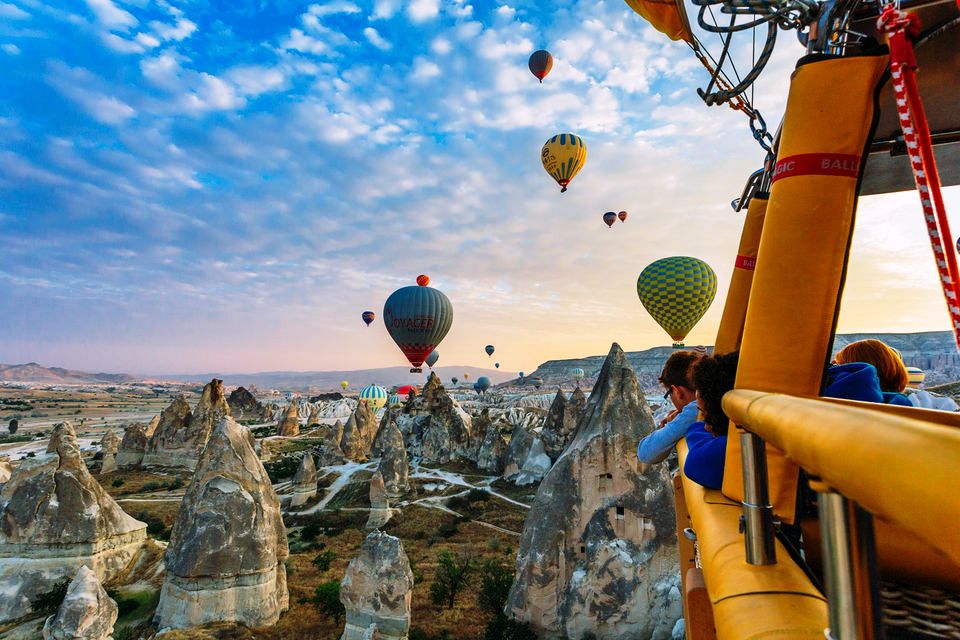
106, 590, 141, 618
467, 488, 488, 502
312, 549, 335, 572
477, 559, 514, 616
112, 479, 125, 487
428, 518, 460, 545
410, 629, 452, 640
484, 613, 537, 640
140, 481, 163, 492
7, 419, 17, 434
166, 478, 184, 491
264, 456, 300, 482
31, 578, 70, 613
429, 551, 473, 609
300, 580, 345, 627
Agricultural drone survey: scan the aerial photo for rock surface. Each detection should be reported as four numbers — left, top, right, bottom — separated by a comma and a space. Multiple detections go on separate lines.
476, 423, 508, 474
289, 453, 317, 508
0, 458, 10, 484
42, 566, 117, 640
502, 423, 550, 485
0, 422, 147, 623
277, 401, 300, 437
540, 390, 579, 461
353, 402, 378, 452
505, 343, 681, 639
116, 422, 150, 468
227, 386, 270, 422
307, 404, 321, 428
366, 470, 392, 529
341, 413, 367, 461
144, 379, 230, 469
154, 415, 289, 630
376, 419, 409, 499
99, 431, 120, 475
340, 531, 414, 640
398, 373, 472, 464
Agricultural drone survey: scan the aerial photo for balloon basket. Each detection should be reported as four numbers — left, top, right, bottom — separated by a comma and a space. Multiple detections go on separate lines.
672, 342, 685, 349
410, 368, 422, 373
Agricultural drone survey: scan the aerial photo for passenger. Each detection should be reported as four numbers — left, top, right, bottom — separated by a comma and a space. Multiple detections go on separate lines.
831, 339, 911, 406
683, 351, 739, 490
637, 350, 704, 464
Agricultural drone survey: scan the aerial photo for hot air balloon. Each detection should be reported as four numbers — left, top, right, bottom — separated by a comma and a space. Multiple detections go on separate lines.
452, 377, 459, 385
541, 134, 587, 193
476, 376, 491, 393
531, 376, 543, 389
425, 350, 439, 369
637, 256, 717, 348
359, 384, 388, 411
528, 49, 553, 83
362, 311, 375, 326
485, 345, 495, 357
618, 211, 628, 222
416, 274, 430, 286
603, 212, 617, 228
495, 362, 500, 369
906, 366, 925, 388
340, 381, 349, 390
389, 394, 402, 408
572, 368, 585, 381
519, 372, 525, 378
464, 372, 470, 380
384, 277, 453, 372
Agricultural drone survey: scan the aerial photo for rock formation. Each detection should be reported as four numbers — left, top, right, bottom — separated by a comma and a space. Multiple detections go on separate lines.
0, 421, 147, 623
502, 424, 551, 486
42, 565, 117, 640
476, 423, 508, 474
377, 419, 409, 498
341, 413, 367, 461
397, 373, 472, 464
154, 415, 288, 630
289, 453, 318, 508
47, 420, 77, 453
227, 386, 270, 421
340, 531, 414, 640
0, 458, 10, 484
99, 430, 121, 475
116, 421, 151, 468
277, 401, 300, 437
143, 379, 230, 470
330, 419, 345, 446
307, 404, 321, 428
366, 470, 392, 529
570, 386, 587, 416
353, 401, 378, 452
505, 344, 681, 639
540, 389, 579, 461
470, 408, 494, 459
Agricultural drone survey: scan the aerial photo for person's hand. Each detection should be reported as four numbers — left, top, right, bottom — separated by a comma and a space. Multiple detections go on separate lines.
658, 408, 679, 429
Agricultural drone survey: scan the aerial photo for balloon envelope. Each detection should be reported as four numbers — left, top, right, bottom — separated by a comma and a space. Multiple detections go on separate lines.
359, 384, 388, 411
495, 362, 500, 369
362, 311, 375, 326
340, 381, 349, 390
425, 350, 440, 368
528, 49, 554, 82
485, 345, 495, 357
637, 256, 717, 346
541, 134, 586, 193
618, 211, 628, 222
476, 376, 491, 392
463, 373, 470, 380
416, 274, 430, 286
603, 212, 617, 227
384, 279, 453, 370
572, 368, 585, 380
452, 377, 459, 385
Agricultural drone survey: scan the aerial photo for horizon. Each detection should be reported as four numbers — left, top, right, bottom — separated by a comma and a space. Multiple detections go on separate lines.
2, 0, 958, 376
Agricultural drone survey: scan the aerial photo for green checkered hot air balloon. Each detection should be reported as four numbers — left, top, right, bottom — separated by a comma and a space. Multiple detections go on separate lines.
637, 256, 717, 348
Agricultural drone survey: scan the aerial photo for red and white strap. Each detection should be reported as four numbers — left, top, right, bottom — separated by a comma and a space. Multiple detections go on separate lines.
879, 5, 960, 350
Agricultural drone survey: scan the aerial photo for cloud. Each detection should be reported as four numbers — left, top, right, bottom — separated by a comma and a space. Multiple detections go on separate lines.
84, 0, 137, 30
363, 26, 391, 50
0, 3, 29, 20
409, 57, 441, 82
148, 17, 196, 42
1, 43, 20, 55
45, 63, 137, 125
407, 0, 440, 22
226, 66, 287, 96
371, 0, 400, 19
308, 1, 361, 17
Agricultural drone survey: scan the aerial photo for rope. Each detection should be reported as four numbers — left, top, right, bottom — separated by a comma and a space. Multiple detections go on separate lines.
879, 5, 960, 352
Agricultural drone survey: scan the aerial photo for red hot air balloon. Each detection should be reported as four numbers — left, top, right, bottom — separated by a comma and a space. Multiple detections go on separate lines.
618, 211, 628, 222
362, 311, 375, 326
416, 274, 430, 287
384, 277, 453, 372
528, 50, 554, 83
603, 212, 617, 228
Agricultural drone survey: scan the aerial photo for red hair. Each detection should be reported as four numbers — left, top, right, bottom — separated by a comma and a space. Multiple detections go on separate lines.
834, 339, 908, 393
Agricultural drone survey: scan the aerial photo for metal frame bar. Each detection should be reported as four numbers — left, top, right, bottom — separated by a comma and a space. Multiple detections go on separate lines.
740, 431, 777, 565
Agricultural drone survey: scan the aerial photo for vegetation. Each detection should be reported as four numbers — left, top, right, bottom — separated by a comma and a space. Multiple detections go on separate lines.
483, 614, 538, 640
430, 551, 474, 609
264, 455, 301, 482
477, 559, 514, 616
30, 578, 70, 613
7, 418, 18, 433
301, 580, 345, 627
311, 549, 335, 572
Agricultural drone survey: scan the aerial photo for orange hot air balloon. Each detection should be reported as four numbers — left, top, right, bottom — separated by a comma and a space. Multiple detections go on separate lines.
528, 50, 553, 83
618, 211, 628, 222
416, 274, 430, 287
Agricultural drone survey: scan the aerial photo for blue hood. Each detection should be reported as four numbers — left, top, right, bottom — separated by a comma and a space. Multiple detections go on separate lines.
824, 362, 884, 403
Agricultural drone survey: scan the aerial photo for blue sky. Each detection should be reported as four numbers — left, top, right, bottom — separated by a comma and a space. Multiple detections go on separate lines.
1, 0, 957, 374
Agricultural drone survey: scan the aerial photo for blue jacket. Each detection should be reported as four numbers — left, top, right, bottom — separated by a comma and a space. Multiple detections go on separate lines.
683, 422, 726, 490
638, 400, 700, 464
823, 362, 911, 406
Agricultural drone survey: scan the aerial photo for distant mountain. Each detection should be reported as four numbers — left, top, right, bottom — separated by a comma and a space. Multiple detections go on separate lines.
0, 363, 135, 384
521, 331, 960, 392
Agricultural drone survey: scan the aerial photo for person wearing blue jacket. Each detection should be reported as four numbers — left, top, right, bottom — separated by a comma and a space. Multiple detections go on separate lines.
638, 350, 704, 465
821, 361, 912, 406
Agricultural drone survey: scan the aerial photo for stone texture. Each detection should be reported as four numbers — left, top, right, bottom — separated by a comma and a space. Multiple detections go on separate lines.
277, 401, 300, 437
540, 390, 579, 462
397, 373, 472, 464
42, 565, 117, 640
476, 423, 508, 475
341, 413, 367, 461
377, 419, 409, 499
144, 379, 230, 470
366, 471, 392, 529
0, 458, 11, 485
340, 531, 414, 640
116, 423, 149, 469
505, 343, 681, 640
227, 386, 270, 422
502, 424, 550, 486
289, 453, 317, 508
307, 404, 321, 428
0, 422, 147, 623
353, 402, 378, 451
47, 420, 77, 453
154, 415, 289, 630
99, 431, 120, 476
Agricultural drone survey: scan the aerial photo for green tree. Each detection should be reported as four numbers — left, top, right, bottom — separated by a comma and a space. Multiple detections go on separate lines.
301, 580, 345, 627
484, 613, 537, 640
312, 549, 336, 572
7, 419, 17, 434
31, 578, 70, 613
477, 559, 514, 616
429, 551, 473, 609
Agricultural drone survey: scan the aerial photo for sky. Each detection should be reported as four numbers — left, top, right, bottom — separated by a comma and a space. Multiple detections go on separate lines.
1, 0, 958, 375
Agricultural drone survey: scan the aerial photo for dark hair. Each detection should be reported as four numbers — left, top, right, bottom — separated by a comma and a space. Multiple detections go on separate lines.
691, 351, 740, 436
658, 351, 702, 390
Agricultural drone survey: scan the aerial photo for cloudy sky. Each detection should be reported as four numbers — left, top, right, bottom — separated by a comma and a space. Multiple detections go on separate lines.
1, 0, 957, 375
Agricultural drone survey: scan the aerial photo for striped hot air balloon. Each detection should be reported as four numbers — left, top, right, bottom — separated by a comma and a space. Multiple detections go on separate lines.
906, 367, 925, 388
637, 256, 717, 348
572, 368, 585, 381
359, 384, 388, 410
383, 277, 453, 372
388, 394, 402, 408
541, 134, 587, 193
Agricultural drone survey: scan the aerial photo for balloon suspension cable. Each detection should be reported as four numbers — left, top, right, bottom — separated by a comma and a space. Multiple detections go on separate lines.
879, 5, 960, 352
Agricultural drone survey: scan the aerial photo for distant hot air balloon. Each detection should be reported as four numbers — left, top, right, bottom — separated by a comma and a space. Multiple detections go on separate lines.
362, 311, 375, 326
485, 345, 495, 357
359, 384, 388, 411
906, 366, 925, 388
528, 49, 553, 83
603, 212, 617, 228
464, 372, 470, 380
541, 134, 587, 193
452, 377, 459, 385
340, 381, 349, 390
384, 277, 453, 372
618, 211, 628, 222
531, 376, 543, 389
519, 372, 525, 378
425, 350, 439, 369
416, 274, 430, 287
388, 394, 402, 408
495, 362, 501, 369
637, 256, 717, 348
476, 376, 491, 393
572, 368, 585, 381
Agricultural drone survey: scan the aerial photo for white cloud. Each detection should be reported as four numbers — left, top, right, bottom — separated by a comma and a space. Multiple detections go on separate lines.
282, 28, 331, 55
363, 27, 391, 51
308, 1, 361, 17
181, 73, 245, 113
0, 3, 29, 20
135, 32, 160, 48
371, 0, 400, 19
495, 5, 515, 19
407, 0, 439, 22
101, 32, 147, 54
45, 63, 137, 125
84, 0, 137, 30
149, 17, 196, 41
227, 66, 287, 96
430, 37, 451, 55
410, 57, 441, 82
1, 43, 20, 55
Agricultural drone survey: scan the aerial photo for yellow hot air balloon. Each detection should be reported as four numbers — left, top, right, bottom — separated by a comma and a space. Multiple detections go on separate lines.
637, 256, 717, 347
340, 381, 349, 390
541, 134, 587, 193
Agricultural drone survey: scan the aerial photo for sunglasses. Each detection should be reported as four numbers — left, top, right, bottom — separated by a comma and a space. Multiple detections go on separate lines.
663, 386, 673, 400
